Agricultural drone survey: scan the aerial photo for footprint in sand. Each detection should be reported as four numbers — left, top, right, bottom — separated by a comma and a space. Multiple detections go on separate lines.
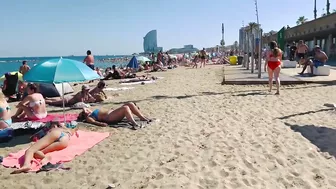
242, 178, 251, 186
219, 169, 229, 177
155, 172, 164, 180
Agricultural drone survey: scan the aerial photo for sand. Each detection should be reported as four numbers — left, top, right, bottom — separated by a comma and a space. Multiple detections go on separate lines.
1, 65, 336, 189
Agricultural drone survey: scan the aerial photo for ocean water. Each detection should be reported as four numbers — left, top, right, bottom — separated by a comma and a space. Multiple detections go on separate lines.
0, 55, 131, 76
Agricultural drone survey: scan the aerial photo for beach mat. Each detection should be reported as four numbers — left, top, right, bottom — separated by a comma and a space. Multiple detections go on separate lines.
2, 130, 109, 172
19, 113, 78, 123
81, 118, 158, 129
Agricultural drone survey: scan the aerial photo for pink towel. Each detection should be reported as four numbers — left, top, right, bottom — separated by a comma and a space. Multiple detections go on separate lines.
2, 130, 109, 171
20, 113, 78, 123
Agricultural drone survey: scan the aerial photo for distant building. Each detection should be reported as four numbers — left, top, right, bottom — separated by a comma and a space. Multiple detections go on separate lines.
143, 30, 163, 54
168, 45, 199, 54
239, 28, 245, 51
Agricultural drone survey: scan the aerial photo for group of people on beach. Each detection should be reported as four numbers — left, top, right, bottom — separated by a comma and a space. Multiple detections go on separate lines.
0, 50, 157, 173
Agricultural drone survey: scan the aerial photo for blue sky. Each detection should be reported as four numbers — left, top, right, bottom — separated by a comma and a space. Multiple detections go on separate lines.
0, 0, 334, 57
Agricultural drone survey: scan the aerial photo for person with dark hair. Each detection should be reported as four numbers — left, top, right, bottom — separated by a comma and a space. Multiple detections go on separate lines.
83, 50, 95, 70
299, 45, 328, 75
89, 81, 107, 102
264, 41, 283, 95
102, 65, 125, 80
12, 83, 48, 120
199, 48, 207, 68
19, 60, 30, 76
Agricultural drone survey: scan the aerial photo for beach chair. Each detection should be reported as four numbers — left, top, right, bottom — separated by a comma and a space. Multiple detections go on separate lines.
2, 73, 18, 98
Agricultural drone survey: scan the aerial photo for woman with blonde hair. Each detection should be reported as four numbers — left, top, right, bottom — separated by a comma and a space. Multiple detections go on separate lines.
0, 91, 12, 129
264, 41, 283, 95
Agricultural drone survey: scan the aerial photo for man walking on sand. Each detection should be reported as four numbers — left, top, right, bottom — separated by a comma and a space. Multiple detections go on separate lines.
19, 61, 30, 76
83, 50, 95, 70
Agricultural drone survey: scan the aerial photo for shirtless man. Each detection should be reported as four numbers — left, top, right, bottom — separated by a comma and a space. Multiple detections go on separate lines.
295, 40, 309, 67
83, 50, 95, 70
19, 61, 30, 76
299, 45, 328, 75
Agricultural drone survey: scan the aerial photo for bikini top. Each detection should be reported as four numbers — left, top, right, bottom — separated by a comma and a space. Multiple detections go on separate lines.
29, 99, 43, 107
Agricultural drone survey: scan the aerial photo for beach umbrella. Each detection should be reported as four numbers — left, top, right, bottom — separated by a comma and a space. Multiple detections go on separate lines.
169, 55, 177, 59
0, 72, 23, 82
127, 56, 139, 69
136, 56, 151, 62
23, 57, 101, 123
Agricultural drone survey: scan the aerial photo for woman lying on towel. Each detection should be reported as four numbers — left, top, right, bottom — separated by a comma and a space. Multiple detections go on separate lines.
78, 102, 151, 130
45, 84, 96, 106
0, 91, 12, 129
12, 83, 47, 121
119, 76, 158, 83
11, 122, 78, 174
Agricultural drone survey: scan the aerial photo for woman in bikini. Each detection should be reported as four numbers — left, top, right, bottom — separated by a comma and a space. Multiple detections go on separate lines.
78, 102, 151, 130
89, 81, 107, 102
45, 85, 96, 106
264, 41, 283, 95
0, 91, 12, 129
11, 122, 78, 174
12, 83, 48, 120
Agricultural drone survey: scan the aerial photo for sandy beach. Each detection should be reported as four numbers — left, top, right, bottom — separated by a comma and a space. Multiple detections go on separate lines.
1, 65, 336, 189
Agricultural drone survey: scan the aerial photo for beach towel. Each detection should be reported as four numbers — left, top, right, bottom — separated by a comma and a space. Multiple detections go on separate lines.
120, 80, 156, 86
19, 113, 78, 123
71, 102, 91, 109
2, 130, 109, 172
103, 87, 134, 91
10, 121, 44, 130
81, 118, 158, 129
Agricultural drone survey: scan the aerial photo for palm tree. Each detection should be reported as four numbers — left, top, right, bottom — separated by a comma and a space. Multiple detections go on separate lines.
296, 16, 308, 25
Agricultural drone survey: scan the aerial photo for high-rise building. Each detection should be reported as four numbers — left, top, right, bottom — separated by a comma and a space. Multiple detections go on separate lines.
143, 30, 163, 53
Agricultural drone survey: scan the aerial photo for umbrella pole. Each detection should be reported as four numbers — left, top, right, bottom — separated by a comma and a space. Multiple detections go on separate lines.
62, 83, 66, 124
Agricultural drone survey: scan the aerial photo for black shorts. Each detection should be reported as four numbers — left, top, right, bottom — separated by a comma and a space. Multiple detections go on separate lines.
87, 64, 95, 70
297, 53, 305, 59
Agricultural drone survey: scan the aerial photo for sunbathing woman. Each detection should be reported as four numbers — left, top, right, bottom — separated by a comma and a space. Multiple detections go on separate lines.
89, 81, 107, 102
119, 76, 158, 83
12, 83, 47, 121
11, 122, 78, 174
78, 102, 151, 129
45, 85, 96, 106
0, 91, 12, 129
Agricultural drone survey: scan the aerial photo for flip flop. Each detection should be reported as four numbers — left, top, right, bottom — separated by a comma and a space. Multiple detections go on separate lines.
36, 162, 70, 173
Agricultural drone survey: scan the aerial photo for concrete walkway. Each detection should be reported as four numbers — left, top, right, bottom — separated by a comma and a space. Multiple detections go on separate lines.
223, 64, 336, 85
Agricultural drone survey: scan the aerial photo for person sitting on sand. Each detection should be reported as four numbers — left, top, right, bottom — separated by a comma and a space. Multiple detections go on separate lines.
11, 122, 78, 174
12, 83, 47, 121
89, 81, 107, 102
95, 67, 103, 77
77, 102, 151, 129
0, 91, 12, 129
103, 65, 126, 80
45, 85, 95, 106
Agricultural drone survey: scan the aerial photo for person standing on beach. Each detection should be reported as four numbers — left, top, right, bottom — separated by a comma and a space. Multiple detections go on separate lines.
83, 50, 95, 70
199, 48, 207, 68
19, 61, 30, 76
264, 41, 282, 95
295, 40, 309, 67
157, 51, 163, 64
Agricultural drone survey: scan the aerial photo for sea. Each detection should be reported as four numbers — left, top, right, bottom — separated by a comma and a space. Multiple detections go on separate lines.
0, 55, 131, 76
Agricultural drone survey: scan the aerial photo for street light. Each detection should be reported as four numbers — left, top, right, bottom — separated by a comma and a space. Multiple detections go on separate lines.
255, 0, 262, 78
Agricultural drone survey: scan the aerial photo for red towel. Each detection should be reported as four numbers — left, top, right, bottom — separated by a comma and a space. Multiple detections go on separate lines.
2, 130, 109, 171
20, 113, 78, 123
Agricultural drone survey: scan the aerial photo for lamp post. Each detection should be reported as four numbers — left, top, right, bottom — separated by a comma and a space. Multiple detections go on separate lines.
314, 0, 317, 19
254, 0, 262, 78
327, 0, 330, 15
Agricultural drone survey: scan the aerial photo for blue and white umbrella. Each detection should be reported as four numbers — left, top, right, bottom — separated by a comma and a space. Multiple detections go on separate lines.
24, 57, 101, 122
